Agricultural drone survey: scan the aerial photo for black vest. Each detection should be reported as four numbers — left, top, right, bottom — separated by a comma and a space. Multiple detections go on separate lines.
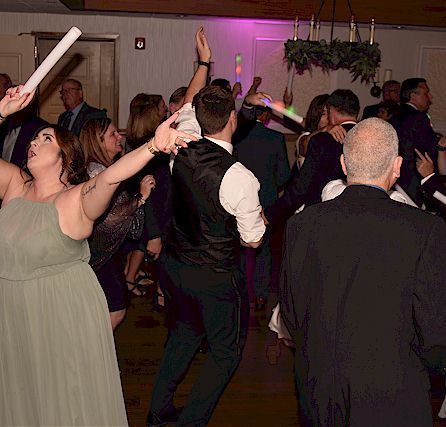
168, 138, 239, 270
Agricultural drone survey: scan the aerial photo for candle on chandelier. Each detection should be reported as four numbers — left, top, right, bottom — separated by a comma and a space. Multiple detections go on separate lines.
235, 53, 242, 83
369, 18, 375, 45
349, 15, 356, 43
309, 14, 315, 41
315, 19, 321, 41
293, 16, 299, 41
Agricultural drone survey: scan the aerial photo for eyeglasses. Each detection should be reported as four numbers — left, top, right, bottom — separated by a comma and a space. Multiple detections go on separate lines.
59, 88, 81, 95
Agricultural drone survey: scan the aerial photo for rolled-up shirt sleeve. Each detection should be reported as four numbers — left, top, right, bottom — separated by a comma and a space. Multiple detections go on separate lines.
219, 162, 265, 243
175, 102, 201, 139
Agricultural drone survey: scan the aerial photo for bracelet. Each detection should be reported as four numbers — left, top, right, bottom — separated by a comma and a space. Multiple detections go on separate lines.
134, 192, 146, 205
197, 60, 210, 68
437, 145, 446, 152
147, 138, 160, 155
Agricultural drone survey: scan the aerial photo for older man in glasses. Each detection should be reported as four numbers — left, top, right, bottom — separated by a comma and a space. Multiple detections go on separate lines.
57, 78, 106, 136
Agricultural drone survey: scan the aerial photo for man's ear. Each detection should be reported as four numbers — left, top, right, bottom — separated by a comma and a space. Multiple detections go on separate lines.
393, 155, 402, 179
340, 154, 347, 176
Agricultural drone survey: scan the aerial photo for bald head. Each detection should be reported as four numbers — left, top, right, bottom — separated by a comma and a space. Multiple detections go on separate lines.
343, 118, 399, 184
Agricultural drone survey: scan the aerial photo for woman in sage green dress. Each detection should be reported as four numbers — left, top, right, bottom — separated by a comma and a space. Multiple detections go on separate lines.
0, 85, 193, 426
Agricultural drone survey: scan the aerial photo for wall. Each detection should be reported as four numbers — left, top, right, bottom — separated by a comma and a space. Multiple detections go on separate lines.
0, 12, 445, 131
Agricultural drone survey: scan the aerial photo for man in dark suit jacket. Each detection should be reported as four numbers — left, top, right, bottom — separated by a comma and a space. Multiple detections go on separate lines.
362, 79, 400, 120
389, 77, 445, 207
281, 117, 446, 427
264, 89, 359, 225
57, 78, 106, 136
233, 106, 290, 308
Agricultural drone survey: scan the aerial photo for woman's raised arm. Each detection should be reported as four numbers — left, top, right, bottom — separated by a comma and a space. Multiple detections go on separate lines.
0, 85, 36, 199
79, 112, 196, 222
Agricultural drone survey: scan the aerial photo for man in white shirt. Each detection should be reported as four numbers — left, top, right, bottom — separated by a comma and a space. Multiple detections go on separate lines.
147, 28, 265, 427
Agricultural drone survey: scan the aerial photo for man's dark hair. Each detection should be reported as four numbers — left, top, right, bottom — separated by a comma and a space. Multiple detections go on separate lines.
382, 80, 400, 93
328, 89, 360, 117
193, 85, 235, 135
400, 78, 426, 103
169, 86, 187, 105
0, 73, 12, 88
210, 78, 231, 92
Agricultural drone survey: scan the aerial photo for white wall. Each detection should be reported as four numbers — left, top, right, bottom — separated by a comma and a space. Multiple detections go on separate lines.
0, 11, 445, 130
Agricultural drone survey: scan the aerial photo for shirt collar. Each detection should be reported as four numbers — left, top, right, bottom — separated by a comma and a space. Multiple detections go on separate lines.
406, 102, 419, 111
205, 136, 233, 155
340, 120, 357, 126
70, 101, 85, 115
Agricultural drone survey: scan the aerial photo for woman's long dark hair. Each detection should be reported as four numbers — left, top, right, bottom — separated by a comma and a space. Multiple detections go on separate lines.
22, 124, 89, 185
305, 94, 329, 133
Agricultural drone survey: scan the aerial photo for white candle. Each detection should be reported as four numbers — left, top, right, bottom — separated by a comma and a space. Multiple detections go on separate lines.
383, 69, 392, 82
293, 16, 299, 41
263, 98, 304, 124
349, 16, 356, 43
309, 14, 315, 41
315, 19, 321, 41
369, 18, 375, 45
373, 67, 380, 84
20, 26, 82, 95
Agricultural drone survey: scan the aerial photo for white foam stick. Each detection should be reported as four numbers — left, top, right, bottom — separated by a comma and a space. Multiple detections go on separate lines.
263, 98, 304, 124
20, 26, 82, 94
433, 191, 446, 206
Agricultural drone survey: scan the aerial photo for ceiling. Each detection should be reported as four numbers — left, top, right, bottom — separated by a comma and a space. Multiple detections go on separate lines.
0, 0, 445, 28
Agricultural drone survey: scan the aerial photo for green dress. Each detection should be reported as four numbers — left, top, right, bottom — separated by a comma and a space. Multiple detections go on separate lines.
0, 198, 128, 426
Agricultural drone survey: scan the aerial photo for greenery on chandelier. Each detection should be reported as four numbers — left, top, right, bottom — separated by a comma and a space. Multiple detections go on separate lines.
285, 38, 381, 83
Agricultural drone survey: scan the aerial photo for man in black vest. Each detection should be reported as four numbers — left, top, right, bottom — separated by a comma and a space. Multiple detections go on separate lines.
147, 84, 265, 425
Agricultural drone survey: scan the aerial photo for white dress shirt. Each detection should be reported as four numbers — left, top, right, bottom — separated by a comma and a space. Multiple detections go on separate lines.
174, 102, 265, 244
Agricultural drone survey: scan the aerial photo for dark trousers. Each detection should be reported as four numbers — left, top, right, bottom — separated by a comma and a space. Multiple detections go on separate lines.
149, 255, 249, 426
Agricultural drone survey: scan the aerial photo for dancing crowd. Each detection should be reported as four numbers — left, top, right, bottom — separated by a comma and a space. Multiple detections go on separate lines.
1, 25, 446, 427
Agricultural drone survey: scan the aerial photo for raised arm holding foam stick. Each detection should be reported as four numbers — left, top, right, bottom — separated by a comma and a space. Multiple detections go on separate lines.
20, 26, 82, 95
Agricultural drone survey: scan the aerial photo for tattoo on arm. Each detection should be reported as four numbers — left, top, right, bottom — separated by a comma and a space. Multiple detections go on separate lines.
81, 182, 97, 198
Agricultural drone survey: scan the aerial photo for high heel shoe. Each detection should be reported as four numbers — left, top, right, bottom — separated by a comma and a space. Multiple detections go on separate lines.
127, 280, 147, 297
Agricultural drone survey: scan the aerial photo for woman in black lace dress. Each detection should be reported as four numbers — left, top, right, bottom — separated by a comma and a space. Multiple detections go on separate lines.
80, 117, 155, 329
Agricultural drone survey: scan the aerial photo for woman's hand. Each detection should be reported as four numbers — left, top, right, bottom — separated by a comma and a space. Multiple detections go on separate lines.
0, 85, 35, 119
327, 124, 347, 143
146, 237, 162, 261
139, 175, 156, 200
153, 112, 198, 154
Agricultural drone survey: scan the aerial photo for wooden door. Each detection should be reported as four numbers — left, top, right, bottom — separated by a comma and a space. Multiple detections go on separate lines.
0, 34, 36, 86
37, 35, 118, 126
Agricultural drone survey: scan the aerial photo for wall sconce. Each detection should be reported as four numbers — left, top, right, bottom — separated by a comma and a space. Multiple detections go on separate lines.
370, 68, 393, 98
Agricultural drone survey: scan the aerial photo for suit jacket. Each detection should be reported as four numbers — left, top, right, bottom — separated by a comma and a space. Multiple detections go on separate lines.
0, 116, 48, 167
265, 122, 356, 225
390, 103, 438, 206
233, 121, 290, 209
361, 103, 380, 120
57, 102, 106, 136
280, 185, 446, 427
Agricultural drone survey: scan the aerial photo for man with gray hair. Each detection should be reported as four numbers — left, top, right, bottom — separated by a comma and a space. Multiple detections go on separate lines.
280, 118, 446, 426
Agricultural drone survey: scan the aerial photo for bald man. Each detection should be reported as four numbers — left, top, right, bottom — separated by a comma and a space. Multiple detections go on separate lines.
281, 118, 446, 427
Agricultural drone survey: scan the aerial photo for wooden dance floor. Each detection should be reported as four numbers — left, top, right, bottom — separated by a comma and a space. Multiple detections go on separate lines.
115, 257, 446, 427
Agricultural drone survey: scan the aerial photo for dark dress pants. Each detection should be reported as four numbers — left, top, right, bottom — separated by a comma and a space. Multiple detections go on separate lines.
149, 255, 249, 426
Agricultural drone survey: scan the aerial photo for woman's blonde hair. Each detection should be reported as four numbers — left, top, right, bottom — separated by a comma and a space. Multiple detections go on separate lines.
79, 117, 114, 167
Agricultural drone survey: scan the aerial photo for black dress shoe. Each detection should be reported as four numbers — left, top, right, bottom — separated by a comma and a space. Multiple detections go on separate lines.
146, 406, 182, 427
255, 296, 267, 310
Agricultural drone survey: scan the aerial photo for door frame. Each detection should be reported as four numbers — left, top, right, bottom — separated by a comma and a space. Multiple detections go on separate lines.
33, 31, 120, 126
